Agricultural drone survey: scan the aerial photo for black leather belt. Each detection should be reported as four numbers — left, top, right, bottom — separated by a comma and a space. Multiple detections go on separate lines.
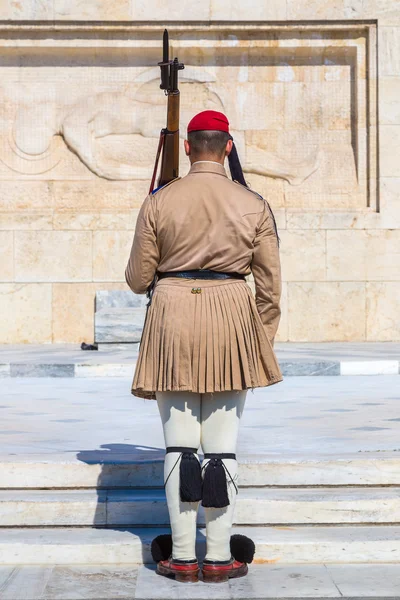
157, 269, 245, 281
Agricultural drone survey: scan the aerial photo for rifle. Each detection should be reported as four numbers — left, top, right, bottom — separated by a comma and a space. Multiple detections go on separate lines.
149, 30, 185, 194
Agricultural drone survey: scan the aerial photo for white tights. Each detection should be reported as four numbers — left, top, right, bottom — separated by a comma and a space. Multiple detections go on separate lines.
156, 390, 247, 562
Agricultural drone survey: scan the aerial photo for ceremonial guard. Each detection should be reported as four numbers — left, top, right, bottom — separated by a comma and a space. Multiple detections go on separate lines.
125, 107, 283, 584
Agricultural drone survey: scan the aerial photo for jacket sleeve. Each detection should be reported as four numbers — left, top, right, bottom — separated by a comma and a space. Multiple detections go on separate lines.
250, 202, 282, 347
125, 194, 160, 294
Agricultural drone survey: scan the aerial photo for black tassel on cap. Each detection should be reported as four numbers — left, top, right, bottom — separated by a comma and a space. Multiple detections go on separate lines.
179, 451, 203, 502
228, 138, 247, 187
151, 533, 172, 562
230, 534, 256, 564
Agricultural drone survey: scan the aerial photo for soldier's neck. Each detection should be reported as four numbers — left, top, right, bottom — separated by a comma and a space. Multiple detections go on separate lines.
191, 159, 224, 166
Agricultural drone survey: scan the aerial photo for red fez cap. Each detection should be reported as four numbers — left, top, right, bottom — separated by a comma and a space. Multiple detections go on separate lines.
187, 110, 230, 134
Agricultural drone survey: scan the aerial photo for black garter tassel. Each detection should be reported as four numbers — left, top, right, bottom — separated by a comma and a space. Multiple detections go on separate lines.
179, 451, 203, 502
202, 453, 237, 508
165, 447, 203, 503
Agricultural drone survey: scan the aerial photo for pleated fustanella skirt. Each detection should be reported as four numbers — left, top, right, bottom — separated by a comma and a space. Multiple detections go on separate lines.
131, 277, 283, 400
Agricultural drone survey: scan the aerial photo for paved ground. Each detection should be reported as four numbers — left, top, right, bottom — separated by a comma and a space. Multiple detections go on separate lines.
1, 375, 399, 459
1, 563, 400, 599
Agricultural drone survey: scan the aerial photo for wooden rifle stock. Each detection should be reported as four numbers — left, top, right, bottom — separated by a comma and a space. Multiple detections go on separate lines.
158, 92, 180, 186
149, 31, 184, 193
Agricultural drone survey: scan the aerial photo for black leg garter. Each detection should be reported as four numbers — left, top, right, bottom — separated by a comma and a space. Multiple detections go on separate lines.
165, 446, 203, 502
202, 453, 238, 509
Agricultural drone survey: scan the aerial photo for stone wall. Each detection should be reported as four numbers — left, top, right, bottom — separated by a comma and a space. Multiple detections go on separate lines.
0, 2, 399, 343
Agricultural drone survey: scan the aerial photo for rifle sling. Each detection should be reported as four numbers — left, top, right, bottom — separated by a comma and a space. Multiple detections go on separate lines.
149, 130, 166, 194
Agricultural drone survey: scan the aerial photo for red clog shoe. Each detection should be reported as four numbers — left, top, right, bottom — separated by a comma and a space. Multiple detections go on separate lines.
202, 557, 248, 583
156, 557, 200, 583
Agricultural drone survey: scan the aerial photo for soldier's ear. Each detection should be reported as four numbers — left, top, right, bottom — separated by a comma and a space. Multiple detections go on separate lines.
184, 139, 191, 156
225, 138, 233, 157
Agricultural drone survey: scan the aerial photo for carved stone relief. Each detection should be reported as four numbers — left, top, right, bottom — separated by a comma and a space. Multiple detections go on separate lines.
4, 77, 319, 187
0, 25, 377, 210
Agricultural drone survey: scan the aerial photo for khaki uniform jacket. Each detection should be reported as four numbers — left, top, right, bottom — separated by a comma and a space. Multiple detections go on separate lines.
125, 161, 282, 346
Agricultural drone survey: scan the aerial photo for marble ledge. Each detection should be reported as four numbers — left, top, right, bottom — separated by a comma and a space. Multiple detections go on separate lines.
9, 364, 75, 378
0, 360, 398, 378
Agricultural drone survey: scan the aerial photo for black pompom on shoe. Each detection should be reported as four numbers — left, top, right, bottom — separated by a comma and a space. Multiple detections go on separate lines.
230, 534, 256, 564
151, 534, 173, 562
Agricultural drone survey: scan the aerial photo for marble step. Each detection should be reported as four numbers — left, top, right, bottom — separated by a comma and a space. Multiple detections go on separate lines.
1, 524, 400, 566
95, 308, 147, 343
2, 453, 400, 489
2, 487, 400, 527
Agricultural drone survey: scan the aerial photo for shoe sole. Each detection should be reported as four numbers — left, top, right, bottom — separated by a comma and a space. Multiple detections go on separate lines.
202, 563, 248, 583
156, 563, 199, 583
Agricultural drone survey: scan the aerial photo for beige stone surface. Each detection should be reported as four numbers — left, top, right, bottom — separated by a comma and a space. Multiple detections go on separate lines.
0, 212, 53, 231
0, 183, 53, 212
93, 231, 134, 282
286, 210, 384, 230
52, 182, 148, 212
54, 0, 130, 20
247, 176, 286, 209
364, 0, 400, 24
379, 178, 400, 229
327, 230, 400, 281
15, 232, 92, 283
131, 0, 211, 20
210, 0, 286, 22
280, 230, 326, 282
274, 209, 287, 230
366, 282, 400, 341
0, 0, 53, 19
288, 282, 366, 342
379, 27, 400, 77
0, 232, 14, 282
380, 78, 400, 125
380, 126, 400, 178
284, 191, 366, 211
52, 282, 129, 343
53, 211, 139, 231
2, 0, 394, 23
271, 127, 367, 210
0, 284, 52, 343
287, 0, 363, 19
